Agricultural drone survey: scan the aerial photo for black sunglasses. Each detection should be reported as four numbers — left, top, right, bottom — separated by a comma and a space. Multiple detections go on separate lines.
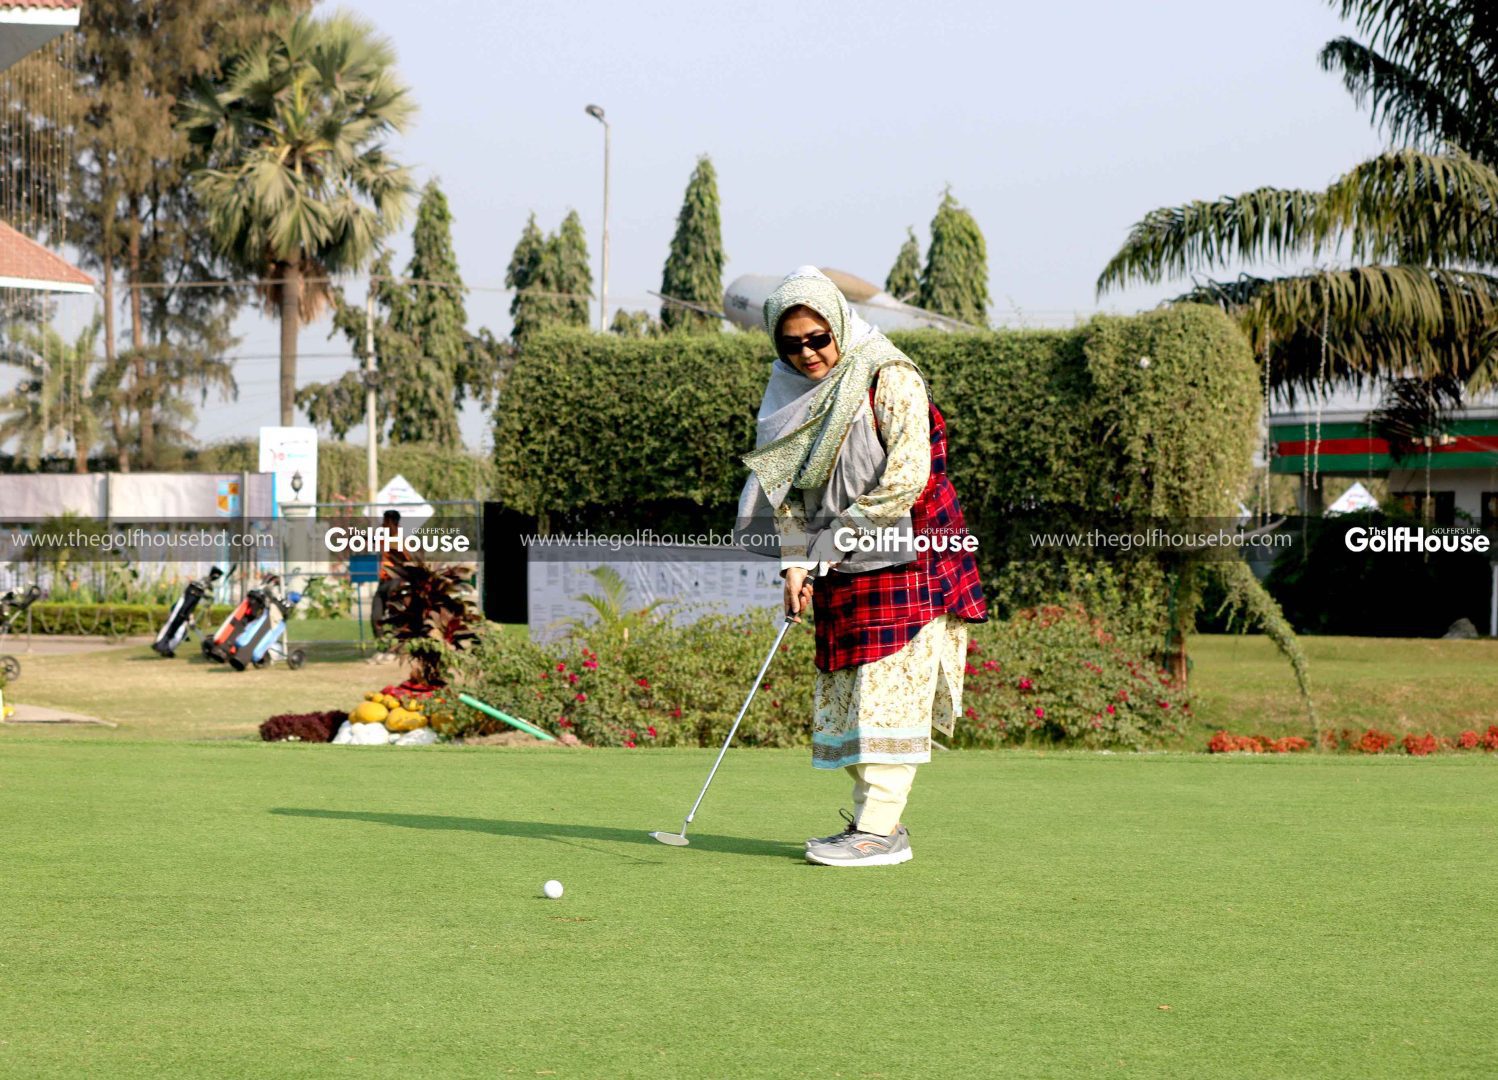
777, 330, 834, 357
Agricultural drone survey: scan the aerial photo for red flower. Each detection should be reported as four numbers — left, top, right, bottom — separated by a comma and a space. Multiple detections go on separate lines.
771, 699, 781, 708
1457, 729, 1480, 749
1403, 732, 1439, 757
964, 706, 977, 719
982, 660, 999, 671
575, 692, 587, 702
558, 717, 573, 728
1034, 706, 1045, 719
636, 677, 651, 689
1157, 701, 1170, 710
670, 708, 682, 719
646, 726, 657, 738
1105, 704, 1115, 715
964, 662, 978, 676
623, 740, 637, 749
568, 673, 579, 684
539, 672, 549, 680
555, 661, 567, 672
1017, 677, 1033, 691
583, 659, 599, 670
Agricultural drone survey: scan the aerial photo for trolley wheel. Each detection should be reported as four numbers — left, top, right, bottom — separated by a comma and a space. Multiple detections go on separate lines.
201, 640, 214, 659
160, 649, 175, 660
252, 654, 271, 669
287, 649, 306, 671
0, 655, 19, 681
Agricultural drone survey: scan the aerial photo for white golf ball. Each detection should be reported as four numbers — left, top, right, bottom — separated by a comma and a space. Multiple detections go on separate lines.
542, 879, 564, 900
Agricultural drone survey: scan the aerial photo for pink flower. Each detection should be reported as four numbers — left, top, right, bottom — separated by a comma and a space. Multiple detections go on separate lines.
583, 659, 599, 670
558, 717, 573, 728
623, 740, 636, 749
555, 661, 567, 672
982, 660, 999, 671
646, 726, 657, 738
575, 692, 587, 702
568, 673, 579, 684
1158, 701, 1170, 709
1017, 678, 1033, 691
1106, 704, 1116, 715
964, 662, 978, 676
1034, 706, 1045, 719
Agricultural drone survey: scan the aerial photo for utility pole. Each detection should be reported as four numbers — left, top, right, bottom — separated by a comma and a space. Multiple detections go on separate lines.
586, 104, 610, 331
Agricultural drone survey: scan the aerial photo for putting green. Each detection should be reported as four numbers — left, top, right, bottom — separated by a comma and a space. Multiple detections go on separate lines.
2, 741, 1495, 1077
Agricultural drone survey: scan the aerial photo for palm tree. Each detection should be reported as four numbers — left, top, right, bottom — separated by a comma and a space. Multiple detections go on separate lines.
1098, 2, 1498, 400
179, 9, 414, 425
0, 319, 105, 472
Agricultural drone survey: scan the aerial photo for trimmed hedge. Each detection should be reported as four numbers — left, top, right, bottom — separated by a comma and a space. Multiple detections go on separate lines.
18, 602, 235, 637
189, 441, 495, 505
493, 307, 1262, 640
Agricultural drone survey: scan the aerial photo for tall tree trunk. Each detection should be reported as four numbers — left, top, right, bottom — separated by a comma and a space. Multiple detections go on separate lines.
279, 259, 301, 426
127, 206, 154, 466
102, 221, 129, 473
74, 439, 88, 474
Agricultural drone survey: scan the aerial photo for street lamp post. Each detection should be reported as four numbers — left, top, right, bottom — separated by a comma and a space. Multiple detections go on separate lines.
585, 104, 610, 332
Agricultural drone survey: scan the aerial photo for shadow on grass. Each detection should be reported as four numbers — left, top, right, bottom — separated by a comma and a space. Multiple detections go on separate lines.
270, 807, 800, 862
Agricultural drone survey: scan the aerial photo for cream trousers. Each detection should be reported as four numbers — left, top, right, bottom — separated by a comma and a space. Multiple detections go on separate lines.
845, 762, 917, 836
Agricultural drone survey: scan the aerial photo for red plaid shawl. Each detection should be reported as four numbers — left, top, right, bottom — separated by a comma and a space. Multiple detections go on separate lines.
812, 385, 989, 672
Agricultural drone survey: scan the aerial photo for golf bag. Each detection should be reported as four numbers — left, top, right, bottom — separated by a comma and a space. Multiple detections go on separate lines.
225, 580, 304, 671
152, 567, 226, 658
0, 583, 44, 682
204, 576, 275, 663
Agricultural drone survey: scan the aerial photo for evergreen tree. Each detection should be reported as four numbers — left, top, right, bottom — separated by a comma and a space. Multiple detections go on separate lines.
660, 155, 725, 334
885, 227, 922, 302
918, 187, 990, 327
505, 213, 548, 345
307, 183, 503, 447
549, 209, 593, 329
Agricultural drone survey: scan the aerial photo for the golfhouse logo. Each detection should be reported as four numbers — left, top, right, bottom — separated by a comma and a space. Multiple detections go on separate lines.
832, 525, 979, 555
322, 526, 472, 554
1343, 526, 1491, 554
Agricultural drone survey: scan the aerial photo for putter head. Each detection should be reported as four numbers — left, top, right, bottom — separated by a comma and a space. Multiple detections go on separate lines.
648, 830, 690, 847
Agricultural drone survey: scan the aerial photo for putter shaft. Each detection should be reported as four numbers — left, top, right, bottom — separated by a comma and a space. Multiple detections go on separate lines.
675, 616, 794, 838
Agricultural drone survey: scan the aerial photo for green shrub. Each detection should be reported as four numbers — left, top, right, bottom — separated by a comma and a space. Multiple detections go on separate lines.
190, 440, 495, 504
20, 602, 235, 637
957, 603, 1191, 750
446, 604, 1189, 751
444, 610, 816, 748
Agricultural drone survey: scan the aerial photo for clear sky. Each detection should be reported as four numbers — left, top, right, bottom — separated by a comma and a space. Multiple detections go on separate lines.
45, 0, 1396, 453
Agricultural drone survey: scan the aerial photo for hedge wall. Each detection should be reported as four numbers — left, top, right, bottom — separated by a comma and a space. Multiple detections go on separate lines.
492, 306, 1262, 640
190, 441, 496, 504
16, 602, 236, 638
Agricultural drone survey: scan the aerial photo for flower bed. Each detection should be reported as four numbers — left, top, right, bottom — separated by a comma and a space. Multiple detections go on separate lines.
1206, 725, 1498, 755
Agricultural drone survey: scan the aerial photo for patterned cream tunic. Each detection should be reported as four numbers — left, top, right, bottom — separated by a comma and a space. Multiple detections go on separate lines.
775, 364, 969, 769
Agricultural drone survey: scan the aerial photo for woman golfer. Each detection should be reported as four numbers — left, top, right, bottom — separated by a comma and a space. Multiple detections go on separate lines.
737, 266, 988, 867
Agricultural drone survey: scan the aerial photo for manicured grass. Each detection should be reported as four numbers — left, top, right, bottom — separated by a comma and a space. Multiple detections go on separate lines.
6, 631, 1494, 748
1183, 633, 1498, 745
1, 741, 1494, 1078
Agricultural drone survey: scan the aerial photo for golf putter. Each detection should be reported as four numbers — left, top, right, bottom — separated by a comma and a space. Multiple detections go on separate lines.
650, 615, 796, 847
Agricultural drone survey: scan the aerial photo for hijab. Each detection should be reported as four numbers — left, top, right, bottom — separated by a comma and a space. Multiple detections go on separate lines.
734, 266, 923, 567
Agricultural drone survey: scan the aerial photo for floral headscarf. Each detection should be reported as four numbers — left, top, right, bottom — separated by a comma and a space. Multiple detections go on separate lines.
742, 266, 919, 502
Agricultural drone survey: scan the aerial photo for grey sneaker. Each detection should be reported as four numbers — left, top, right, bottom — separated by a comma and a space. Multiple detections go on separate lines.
805, 824, 912, 867
806, 808, 859, 848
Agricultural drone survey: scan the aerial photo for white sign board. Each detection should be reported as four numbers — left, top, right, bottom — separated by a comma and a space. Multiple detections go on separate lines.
527, 545, 784, 643
258, 426, 318, 516
373, 474, 434, 523
1326, 481, 1379, 516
